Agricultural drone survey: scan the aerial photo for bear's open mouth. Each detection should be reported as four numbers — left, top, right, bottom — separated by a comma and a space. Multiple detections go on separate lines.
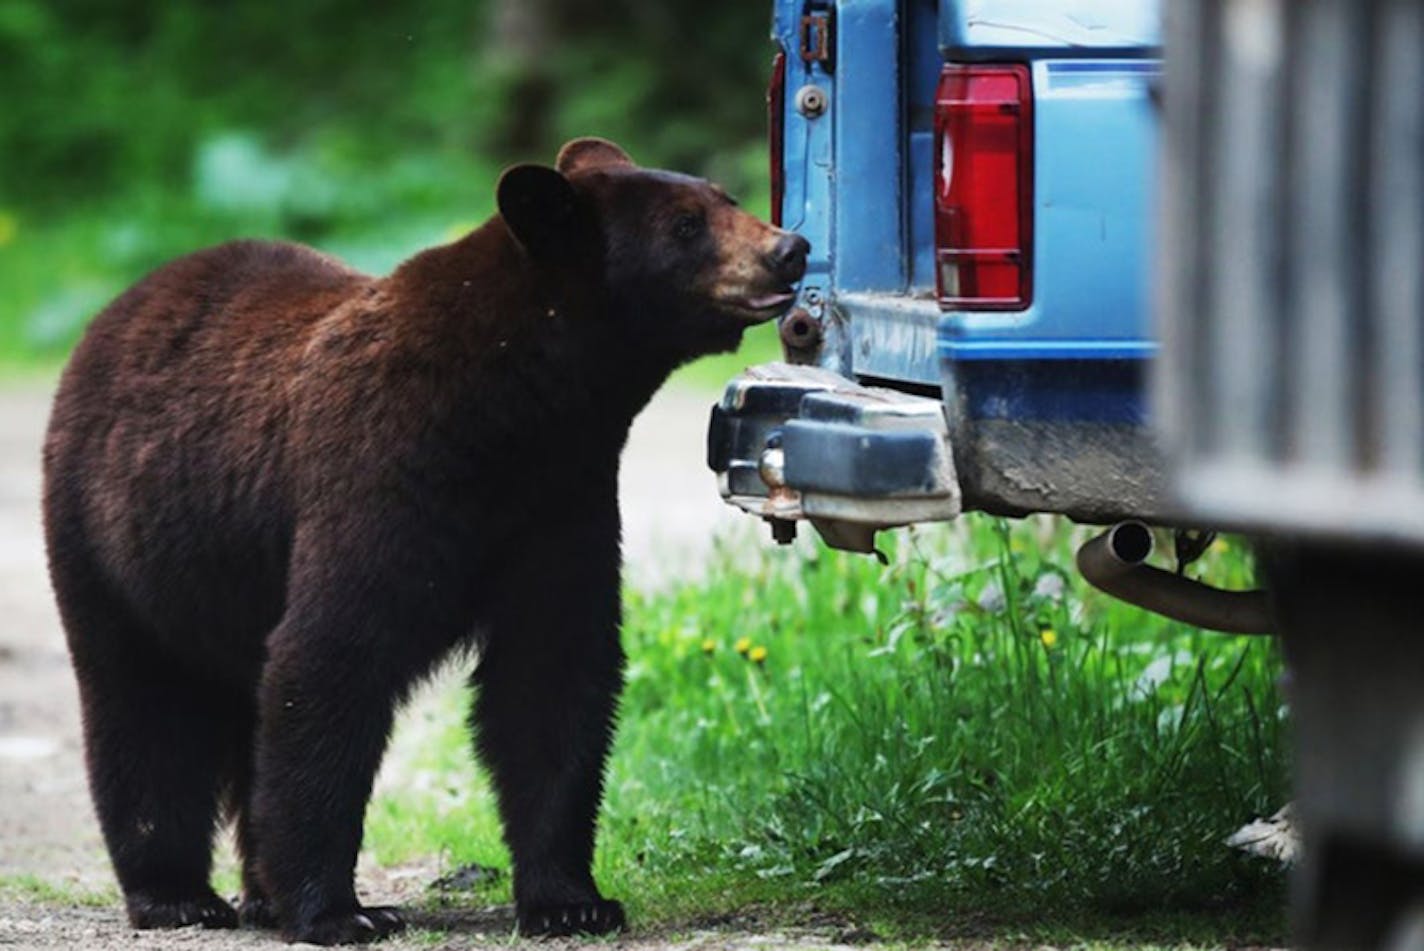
721, 290, 797, 323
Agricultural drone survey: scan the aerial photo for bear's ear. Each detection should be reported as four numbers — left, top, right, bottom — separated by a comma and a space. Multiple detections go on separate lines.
496, 164, 583, 259
556, 137, 634, 176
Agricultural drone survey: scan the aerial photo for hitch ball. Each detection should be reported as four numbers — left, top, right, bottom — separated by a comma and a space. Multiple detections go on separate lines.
758, 436, 787, 489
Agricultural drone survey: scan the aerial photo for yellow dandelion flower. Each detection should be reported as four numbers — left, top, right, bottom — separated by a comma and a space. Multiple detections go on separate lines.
734, 636, 752, 655
700, 638, 716, 654
1040, 628, 1058, 649
749, 645, 768, 664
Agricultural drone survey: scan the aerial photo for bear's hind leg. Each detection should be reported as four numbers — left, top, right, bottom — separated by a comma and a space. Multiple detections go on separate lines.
471, 512, 627, 937
60, 590, 240, 930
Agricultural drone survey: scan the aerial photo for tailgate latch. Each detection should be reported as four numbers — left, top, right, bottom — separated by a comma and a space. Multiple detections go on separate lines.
799, 3, 835, 72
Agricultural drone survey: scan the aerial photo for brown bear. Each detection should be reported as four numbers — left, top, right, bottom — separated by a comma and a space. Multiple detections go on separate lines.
42, 137, 808, 945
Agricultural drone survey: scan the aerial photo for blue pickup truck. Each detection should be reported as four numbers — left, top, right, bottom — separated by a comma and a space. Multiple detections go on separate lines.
708, 1, 1187, 594
710, 0, 1168, 538
710, 2, 1424, 946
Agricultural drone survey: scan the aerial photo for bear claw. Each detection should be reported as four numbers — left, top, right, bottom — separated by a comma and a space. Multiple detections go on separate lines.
237, 894, 279, 929
126, 890, 238, 929
518, 898, 625, 937
288, 906, 406, 945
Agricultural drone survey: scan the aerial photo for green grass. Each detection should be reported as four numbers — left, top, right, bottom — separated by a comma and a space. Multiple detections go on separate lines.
366, 517, 1290, 945
0, 873, 115, 908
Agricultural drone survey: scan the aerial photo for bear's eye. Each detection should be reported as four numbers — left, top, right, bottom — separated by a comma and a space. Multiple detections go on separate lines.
672, 212, 704, 242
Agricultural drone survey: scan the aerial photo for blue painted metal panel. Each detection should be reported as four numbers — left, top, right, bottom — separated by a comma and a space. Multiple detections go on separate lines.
833, 0, 905, 294
907, 0, 941, 291
939, 0, 1160, 51
772, 2, 840, 371
843, 293, 943, 384
943, 339, 1156, 360
957, 359, 1147, 424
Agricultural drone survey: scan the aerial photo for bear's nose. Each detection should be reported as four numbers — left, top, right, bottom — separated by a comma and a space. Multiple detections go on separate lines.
768, 233, 810, 285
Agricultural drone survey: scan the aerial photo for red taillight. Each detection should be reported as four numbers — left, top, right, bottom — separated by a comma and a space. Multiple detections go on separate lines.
768, 48, 787, 227
934, 63, 1033, 310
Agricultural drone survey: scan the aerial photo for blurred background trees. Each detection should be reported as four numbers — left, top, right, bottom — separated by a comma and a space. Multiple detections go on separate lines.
0, 0, 775, 362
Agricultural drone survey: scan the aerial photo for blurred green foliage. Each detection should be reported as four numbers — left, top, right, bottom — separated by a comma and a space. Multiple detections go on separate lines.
0, 0, 776, 363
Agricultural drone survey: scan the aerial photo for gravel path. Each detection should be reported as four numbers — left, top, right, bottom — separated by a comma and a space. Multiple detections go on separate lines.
0, 380, 815, 951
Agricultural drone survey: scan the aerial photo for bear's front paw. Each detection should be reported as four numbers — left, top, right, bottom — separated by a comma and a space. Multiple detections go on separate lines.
287, 906, 405, 945
126, 889, 238, 929
518, 898, 626, 937
237, 893, 279, 929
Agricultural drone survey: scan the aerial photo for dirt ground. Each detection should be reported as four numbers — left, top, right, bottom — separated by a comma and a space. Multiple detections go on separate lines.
1, 380, 854, 951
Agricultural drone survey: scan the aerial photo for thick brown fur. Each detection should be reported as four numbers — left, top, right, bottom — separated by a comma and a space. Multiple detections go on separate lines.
42, 138, 808, 945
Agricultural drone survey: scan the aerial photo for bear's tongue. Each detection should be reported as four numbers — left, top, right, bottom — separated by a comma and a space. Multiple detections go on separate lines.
741, 291, 795, 311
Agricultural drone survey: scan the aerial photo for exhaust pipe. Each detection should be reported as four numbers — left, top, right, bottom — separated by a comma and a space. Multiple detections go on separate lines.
1076, 522, 1274, 635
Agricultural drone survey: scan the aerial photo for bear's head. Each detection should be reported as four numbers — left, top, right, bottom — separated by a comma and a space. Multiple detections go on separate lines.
496, 138, 810, 362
